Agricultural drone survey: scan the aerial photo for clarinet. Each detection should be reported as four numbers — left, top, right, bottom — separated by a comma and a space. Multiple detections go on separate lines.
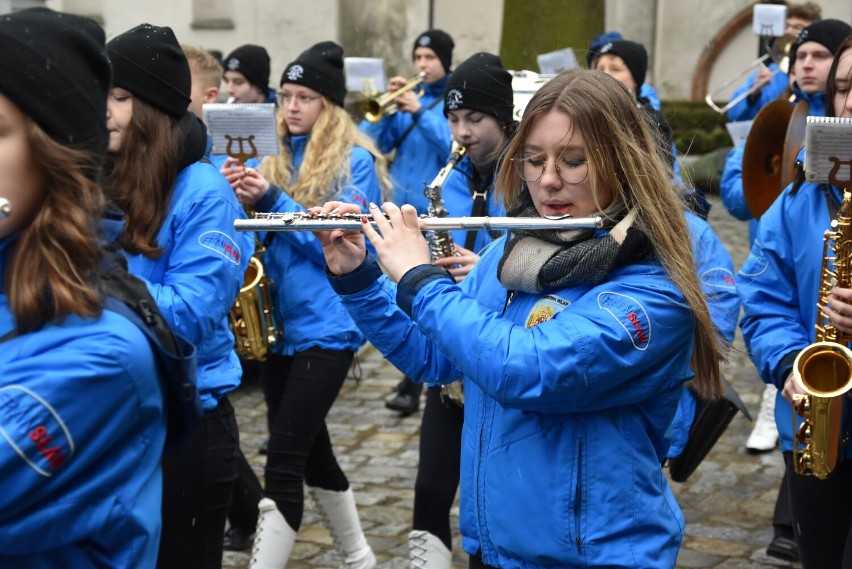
425, 146, 467, 405
424, 146, 467, 260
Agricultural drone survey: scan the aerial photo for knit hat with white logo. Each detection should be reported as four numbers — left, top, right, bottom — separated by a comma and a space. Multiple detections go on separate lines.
443, 52, 513, 124
224, 44, 271, 91
412, 29, 455, 73
790, 19, 852, 72
280, 41, 346, 107
595, 40, 648, 90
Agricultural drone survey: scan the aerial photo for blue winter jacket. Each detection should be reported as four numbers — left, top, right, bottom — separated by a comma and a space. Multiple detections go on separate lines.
725, 62, 790, 122
328, 235, 698, 568
126, 161, 251, 411
0, 239, 167, 568
667, 213, 740, 458
360, 77, 452, 214
253, 134, 382, 355
738, 179, 852, 455
440, 155, 506, 253
720, 91, 826, 246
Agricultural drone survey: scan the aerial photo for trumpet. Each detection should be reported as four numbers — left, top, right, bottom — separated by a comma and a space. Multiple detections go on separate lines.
234, 211, 605, 232
705, 32, 798, 114
361, 72, 426, 123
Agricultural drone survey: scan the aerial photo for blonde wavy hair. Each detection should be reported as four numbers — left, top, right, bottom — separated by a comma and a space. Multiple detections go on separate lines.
496, 69, 726, 400
260, 97, 391, 207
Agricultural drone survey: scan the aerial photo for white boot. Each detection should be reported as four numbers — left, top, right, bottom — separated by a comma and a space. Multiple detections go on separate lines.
308, 486, 376, 569
249, 498, 297, 569
408, 530, 452, 569
746, 384, 779, 453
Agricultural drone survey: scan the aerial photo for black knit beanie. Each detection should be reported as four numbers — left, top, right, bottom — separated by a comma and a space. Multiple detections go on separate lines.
280, 41, 346, 107
107, 23, 192, 119
0, 7, 111, 164
224, 44, 271, 91
595, 40, 648, 90
443, 52, 513, 124
790, 19, 852, 71
413, 29, 455, 73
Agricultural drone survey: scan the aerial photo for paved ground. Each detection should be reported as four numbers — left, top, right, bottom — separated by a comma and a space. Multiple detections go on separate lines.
224, 194, 801, 569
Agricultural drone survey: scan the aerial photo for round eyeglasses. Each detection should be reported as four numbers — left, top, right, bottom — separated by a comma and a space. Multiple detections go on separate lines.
512, 155, 589, 185
276, 92, 321, 107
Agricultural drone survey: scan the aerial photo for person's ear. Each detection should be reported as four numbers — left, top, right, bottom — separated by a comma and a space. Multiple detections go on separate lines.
204, 86, 219, 104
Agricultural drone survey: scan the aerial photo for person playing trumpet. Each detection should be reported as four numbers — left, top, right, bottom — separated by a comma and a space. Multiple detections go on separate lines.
360, 29, 456, 417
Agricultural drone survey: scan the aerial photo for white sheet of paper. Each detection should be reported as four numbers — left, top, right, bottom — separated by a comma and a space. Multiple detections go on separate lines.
536, 48, 578, 75
203, 103, 279, 159
752, 4, 787, 37
804, 117, 852, 184
726, 120, 754, 147
345, 57, 386, 94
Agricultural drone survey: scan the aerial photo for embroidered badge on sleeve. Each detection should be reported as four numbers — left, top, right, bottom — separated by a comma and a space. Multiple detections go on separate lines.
597, 292, 651, 350
0, 385, 75, 477
199, 230, 241, 265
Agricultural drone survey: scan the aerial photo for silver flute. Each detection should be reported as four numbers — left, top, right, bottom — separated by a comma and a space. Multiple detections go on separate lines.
0, 197, 11, 220
234, 212, 605, 232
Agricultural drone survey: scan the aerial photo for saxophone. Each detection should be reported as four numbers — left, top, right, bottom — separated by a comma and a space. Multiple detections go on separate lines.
792, 189, 852, 478
230, 209, 281, 361
424, 145, 467, 404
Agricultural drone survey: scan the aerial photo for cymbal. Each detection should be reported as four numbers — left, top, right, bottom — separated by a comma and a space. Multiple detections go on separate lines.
782, 100, 809, 189
743, 99, 794, 219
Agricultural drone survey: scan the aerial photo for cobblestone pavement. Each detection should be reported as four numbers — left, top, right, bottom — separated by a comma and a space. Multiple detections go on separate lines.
225, 194, 801, 569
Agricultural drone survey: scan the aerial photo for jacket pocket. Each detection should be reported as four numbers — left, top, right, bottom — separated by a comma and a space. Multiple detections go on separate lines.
569, 438, 584, 552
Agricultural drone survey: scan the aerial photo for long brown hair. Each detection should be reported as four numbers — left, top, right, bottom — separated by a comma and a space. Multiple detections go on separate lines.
260, 98, 391, 207
496, 69, 725, 399
103, 97, 182, 258
827, 35, 852, 118
7, 120, 105, 332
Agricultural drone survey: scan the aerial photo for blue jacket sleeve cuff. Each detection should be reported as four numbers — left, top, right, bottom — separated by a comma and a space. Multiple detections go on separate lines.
774, 351, 798, 389
326, 254, 383, 295
396, 264, 454, 317
256, 184, 283, 212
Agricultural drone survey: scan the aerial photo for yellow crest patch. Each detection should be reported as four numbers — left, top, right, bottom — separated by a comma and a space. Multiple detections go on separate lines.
525, 295, 571, 328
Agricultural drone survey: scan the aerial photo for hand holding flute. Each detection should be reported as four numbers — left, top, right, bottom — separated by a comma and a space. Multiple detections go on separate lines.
313, 201, 431, 283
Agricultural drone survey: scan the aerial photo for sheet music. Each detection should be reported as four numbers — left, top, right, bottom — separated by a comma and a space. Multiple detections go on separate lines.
725, 120, 753, 147
203, 103, 279, 159
804, 117, 852, 184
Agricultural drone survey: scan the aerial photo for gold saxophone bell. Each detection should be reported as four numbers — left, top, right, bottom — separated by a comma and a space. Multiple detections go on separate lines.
230, 204, 282, 362
792, 190, 852, 479
230, 256, 280, 361
361, 72, 426, 123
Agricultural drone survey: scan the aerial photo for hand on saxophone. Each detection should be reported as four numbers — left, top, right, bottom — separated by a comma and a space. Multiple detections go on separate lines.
236, 168, 270, 207
781, 372, 804, 405
220, 157, 247, 192
434, 244, 479, 282
822, 286, 852, 335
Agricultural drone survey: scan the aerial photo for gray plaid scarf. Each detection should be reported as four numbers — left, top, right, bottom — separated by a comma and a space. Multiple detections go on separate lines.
497, 193, 652, 294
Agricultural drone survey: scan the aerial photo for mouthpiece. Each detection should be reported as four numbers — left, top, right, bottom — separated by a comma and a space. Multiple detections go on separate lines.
0, 197, 10, 220
226, 96, 236, 104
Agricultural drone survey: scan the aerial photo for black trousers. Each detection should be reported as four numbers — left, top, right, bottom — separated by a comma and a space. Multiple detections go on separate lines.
158, 396, 240, 569
785, 452, 852, 568
413, 386, 464, 550
261, 348, 352, 530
